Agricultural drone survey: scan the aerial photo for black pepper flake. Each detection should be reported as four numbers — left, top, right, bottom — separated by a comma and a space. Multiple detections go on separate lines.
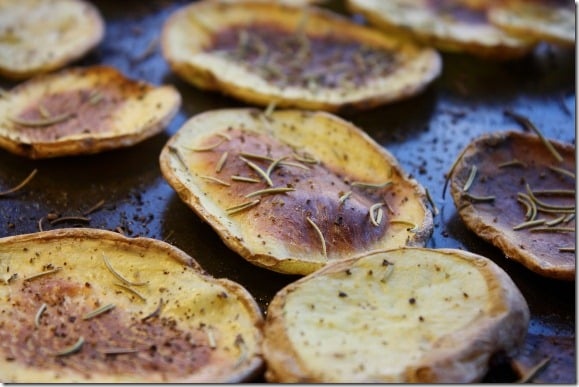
345, 269, 352, 276
409, 297, 416, 305
463, 292, 469, 298
338, 291, 348, 298
382, 259, 393, 266
419, 316, 424, 322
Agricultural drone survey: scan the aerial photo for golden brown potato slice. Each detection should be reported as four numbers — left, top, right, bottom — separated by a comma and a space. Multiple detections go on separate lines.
263, 247, 530, 382
346, 0, 538, 60
0, 0, 104, 79
0, 66, 181, 159
449, 131, 575, 280
161, 0, 441, 112
159, 108, 433, 275
0, 228, 264, 383
488, 0, 575, 47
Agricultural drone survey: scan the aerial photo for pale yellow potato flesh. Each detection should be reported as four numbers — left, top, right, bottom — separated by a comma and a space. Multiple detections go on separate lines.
0, 0, 104, 79
263, 248, 529, 382
0, 228, 264, 383
346, 0, 538, 59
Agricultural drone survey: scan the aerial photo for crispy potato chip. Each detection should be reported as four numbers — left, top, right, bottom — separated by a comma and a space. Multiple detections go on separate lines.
0, 228, 264, 382
0, 0, 104, 79
0, 66, 181, 159
161, 0, 441, 112
159, 108, 433, 275
346, 0, 538, 59
488, 0, 575, 47
263, 247, 529, 382
449, 131, 575, 280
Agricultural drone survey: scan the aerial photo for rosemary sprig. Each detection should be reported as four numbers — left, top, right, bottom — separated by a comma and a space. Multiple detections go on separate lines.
185, 134, 229, 152
498, 159, 527, 168
216, 151, 229, 173
462, 165, 477, 192
351, 181, 392, 189
461, 193, 495, 202
512, 219, 545, 231
10, 111, 74, 127
306, 217, 327, 258
83, 303, 115, 320
517, 356, 551, 383
531, 189, 575, 196
226, 199, 260, 215
504, 110, 563, 162
240, 156, 273, 186
142, 298, 164, 322
49, 216, 91, 225
517, 194, 537, 220
425, 188, 439, 216
82, 199, 105, 216
231, 175, 261, 184
34, 303, 47, 328
103, 254, 148, 286
0, 168, 38, 196
548, 165, 575, 179
200, 175, 231, 187
526, 184, 575, 211
545, 215, 567, 227
245, 187, 295, 198
23, 267, 62, 282
338, 191, 352, 204
114, 283, 146, 302
369, 203, 384, 227
54, 336, 85, 357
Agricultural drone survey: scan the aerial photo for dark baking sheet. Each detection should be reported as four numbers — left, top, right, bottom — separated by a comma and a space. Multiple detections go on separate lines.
0, 0, 575, 382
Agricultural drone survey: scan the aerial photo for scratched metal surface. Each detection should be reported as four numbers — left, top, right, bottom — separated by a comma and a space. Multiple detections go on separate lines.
0, 0, 575, 382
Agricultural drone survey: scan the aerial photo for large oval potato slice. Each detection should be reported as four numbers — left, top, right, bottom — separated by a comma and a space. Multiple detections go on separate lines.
0, 228, 264, 383
0, 0, 104, 79
0, 66, 181, 159
488, 0, 575, 47
346, 0, 538, 60
161, 0, 441, 112
159, 108, 433, 275
263, 247, 530, 382
449, 131, 575, 280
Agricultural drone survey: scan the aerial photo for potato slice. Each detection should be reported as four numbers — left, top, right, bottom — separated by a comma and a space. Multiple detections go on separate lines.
0, 228, 264, 383
346, 0, 538, 60
0, 0, 104, 79
488, 0, 575, 47
159, 108, 433, 275
449, 131, 575, 280
161, 0, 441, 112
0, 65, 181, 159
263, 247, 530, 382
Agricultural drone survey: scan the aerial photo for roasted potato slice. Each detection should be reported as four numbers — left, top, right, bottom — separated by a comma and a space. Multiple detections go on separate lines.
0, 228, 264, 383
161, 0, 441, 112
449, 131, 575, 280
263, 247, 530, 382
159, 108, 433, 275
0, 66, 181, 159
346, 0, 538, 60
0, 0, 104, 79
488, 0, 575, 47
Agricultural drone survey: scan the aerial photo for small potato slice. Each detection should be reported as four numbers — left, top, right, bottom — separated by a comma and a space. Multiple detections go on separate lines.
159, 108, 433, 275
0, 66, 181, 159
346, 0, 538, 60
0, 0, 104, 79
488, 0, 575, 47
0, 228, 264, 383
449, 131, 575, 280
263, 247, 530, 382
161, 0, 441, 112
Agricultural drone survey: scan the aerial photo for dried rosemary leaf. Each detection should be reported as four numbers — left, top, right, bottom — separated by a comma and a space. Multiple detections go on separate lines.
0, 168, 37, 196
83, 303, 115, 320
10, 111, 74, 127
200, 175, 231, 187
23, 267, 62, 282
512, 219, 545, 231
504, 110, 563, 162
54, 336, 85, 357
245, 187, 295, 198
351, 181, 392, 189
462, 165, 477, 192
226, 199, 260, 215
102, 254, 148, 286
34, 303, 47, 328
306, 217, 327, 258
114, 283, 146, 302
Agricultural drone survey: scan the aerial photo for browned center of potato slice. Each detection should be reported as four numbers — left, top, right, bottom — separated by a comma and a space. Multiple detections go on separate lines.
206, 24, 399, 90
187, 128, 395, 255
3, 275, 212, 376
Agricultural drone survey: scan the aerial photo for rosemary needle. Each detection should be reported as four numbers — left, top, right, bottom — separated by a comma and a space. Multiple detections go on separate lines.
54, 336, 85, 357
0, 168, 38, 196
